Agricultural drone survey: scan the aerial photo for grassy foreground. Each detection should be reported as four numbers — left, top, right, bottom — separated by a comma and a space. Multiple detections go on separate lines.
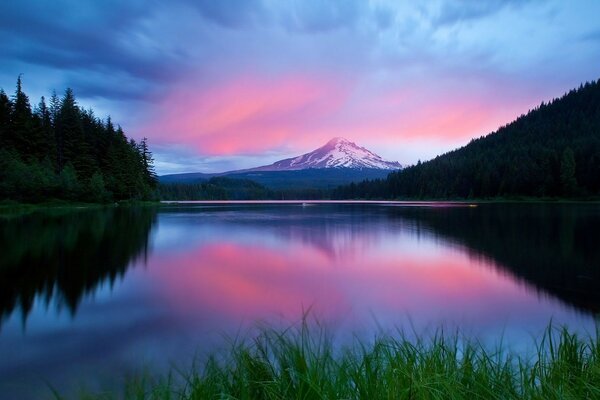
72, 322, 600, 400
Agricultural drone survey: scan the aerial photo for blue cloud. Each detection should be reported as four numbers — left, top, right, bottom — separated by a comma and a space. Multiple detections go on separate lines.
190, 0, 268, 28
433, 0, 535, 26
0, 0, 181, 100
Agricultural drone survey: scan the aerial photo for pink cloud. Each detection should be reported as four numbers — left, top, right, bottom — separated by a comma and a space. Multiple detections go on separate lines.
316, 78, 538, 146
143, 71, 546, 163
145, 74, 350, 155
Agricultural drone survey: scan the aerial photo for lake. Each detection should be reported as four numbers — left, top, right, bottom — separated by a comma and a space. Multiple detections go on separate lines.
1, 202, 599, 398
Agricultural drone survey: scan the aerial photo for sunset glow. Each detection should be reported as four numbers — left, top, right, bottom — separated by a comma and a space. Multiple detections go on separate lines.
2, 2, 600, 397
2, 1, 599, 173
141, 211, 576, 332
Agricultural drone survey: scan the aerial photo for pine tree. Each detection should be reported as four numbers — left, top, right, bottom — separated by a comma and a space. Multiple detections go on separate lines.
49, 90, 60, 126
57, 88, 80, 169
0, 89, 12, 150
32, 96, 55, 163
57, 88, 96, 177
10, 75, 33, 157
138, 137, 157, 187
560, 147, 578, 196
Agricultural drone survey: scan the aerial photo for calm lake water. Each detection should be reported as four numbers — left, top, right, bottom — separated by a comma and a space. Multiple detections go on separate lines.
1, 202, 599, 398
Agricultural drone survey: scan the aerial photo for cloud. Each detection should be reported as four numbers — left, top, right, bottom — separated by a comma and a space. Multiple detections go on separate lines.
2, 0, 599, 174
432, 0, 533, 26
281, 0, 365, 33
144, 73, 351, 155
581, 29, 600, 42
0, 0, 184, 100
189, 0, 268, 28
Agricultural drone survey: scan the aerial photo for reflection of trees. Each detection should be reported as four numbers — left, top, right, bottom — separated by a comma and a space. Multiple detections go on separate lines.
0, 207, 157, 326
161, 204, 398, 260
269, 206, 389, 260
388, 204, 600, 314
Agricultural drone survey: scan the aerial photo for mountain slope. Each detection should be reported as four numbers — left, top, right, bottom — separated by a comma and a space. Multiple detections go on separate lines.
334, 79, 600, 199
160, 172, 213, 183
159, 168, 393, 189
223, 169, 393, 189
159, 138, 402, 189
249, 137, 402, 171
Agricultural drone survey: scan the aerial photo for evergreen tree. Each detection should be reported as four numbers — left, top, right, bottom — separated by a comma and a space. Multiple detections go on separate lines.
560, 147, 578, 196
10, 75, 33, 157
32, 96, 55, 163
49, 90, 60, 125
57, 88, 96, 178
138, 137, 157, 187
0, 89, 11, 150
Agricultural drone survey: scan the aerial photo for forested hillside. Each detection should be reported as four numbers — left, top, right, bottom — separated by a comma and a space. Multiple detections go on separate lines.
0, 77, 157, 203
334, 79, 600, 199
158, 177, 327, 200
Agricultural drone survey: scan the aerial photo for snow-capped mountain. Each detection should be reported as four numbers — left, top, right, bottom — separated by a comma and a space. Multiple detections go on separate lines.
250, 137, 403, 171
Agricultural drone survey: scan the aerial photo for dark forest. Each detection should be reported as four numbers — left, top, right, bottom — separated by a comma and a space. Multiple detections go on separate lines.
0, 77, 157, 203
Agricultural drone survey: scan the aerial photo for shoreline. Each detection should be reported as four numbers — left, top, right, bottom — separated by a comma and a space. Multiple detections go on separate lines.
0, 200, 160, 217
161, 198, 600, 205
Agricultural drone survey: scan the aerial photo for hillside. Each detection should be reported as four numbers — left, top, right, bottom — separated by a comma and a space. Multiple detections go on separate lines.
334, 79, 600, 199
224, 168, 393, 190
158, 177, 330, 200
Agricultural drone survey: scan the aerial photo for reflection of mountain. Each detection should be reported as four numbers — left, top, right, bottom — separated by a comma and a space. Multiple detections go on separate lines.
387, 204, 600, 314
163, 203, 600, 315
0, 207, 157, 326
160, 204, 403, 260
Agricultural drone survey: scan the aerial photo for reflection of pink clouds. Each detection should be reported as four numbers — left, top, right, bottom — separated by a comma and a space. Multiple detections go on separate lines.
348, 253, 527, 316
150, 243, 351, 319
146, 239, 536, 326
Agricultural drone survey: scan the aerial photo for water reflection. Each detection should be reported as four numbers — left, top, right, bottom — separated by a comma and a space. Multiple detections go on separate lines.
157, 203, 600, 316
383, 204, 600, 314
0, 207, 157, 327
0, 203, 598, 398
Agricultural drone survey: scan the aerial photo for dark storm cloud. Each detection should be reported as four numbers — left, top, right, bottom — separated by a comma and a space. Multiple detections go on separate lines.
0, 0, 181, 100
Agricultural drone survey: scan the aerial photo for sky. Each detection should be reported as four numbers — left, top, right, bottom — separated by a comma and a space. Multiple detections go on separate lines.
1, 0, 599, 174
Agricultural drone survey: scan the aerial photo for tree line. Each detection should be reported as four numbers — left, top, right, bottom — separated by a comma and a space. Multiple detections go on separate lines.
0, 76, 157, 203
333, 79, 600, 200
158, 177, 329, 200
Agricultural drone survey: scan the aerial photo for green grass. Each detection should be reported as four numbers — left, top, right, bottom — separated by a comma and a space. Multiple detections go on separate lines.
70, 321, 600, 400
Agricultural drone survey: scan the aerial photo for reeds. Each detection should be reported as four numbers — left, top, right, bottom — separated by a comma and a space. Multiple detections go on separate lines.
75, 321, 600, 400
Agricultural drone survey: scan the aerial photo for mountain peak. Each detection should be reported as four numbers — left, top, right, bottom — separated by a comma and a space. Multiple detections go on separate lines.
326, 137, 351, 145
250, 138, 403, 171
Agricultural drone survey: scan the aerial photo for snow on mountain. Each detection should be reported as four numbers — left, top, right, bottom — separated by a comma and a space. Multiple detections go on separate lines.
250, 137, 403, 171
